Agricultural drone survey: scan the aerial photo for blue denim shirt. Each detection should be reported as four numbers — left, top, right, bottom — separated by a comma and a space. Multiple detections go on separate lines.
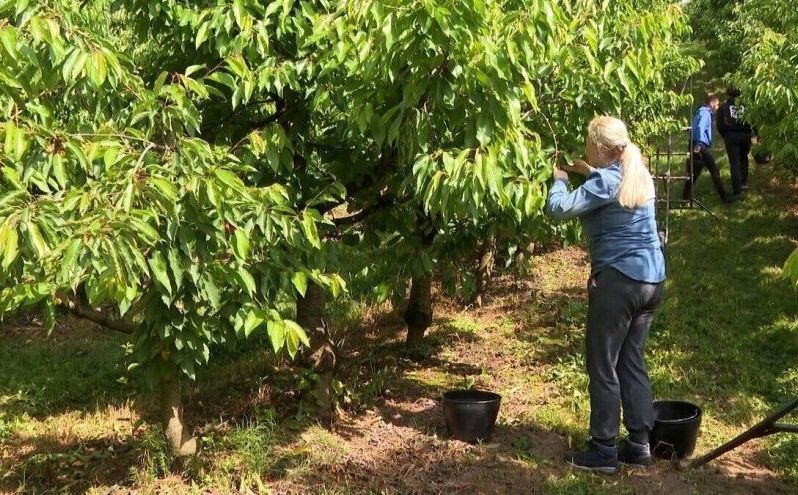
546, 164, 666, 283
691, 105, 713, 148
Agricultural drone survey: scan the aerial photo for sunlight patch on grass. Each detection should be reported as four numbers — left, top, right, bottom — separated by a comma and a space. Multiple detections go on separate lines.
533, 403, 587, 439
545, 472, 624, 494
406, 369, 452, 390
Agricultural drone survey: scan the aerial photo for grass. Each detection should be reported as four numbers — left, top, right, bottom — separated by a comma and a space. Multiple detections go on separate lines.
1, 162, 798, 493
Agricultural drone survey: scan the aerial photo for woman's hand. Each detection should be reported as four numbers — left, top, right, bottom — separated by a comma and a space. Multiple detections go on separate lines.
552, 167, 569, 181
561, 158, 593, 176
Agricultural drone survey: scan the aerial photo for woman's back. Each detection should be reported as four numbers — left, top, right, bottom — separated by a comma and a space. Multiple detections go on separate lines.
547, 164, 665, 283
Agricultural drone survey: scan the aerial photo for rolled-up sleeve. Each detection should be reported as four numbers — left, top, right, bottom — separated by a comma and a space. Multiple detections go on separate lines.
546, 173, 614, 220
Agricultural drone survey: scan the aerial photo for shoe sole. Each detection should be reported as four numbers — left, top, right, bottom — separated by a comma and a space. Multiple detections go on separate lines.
619, 460, 652, 468
566, 460, 618, 475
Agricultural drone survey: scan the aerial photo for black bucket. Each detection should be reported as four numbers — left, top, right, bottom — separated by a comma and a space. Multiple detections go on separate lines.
753, 151, 773, 165
442, 390, 501, 443
651, 400, 702, 459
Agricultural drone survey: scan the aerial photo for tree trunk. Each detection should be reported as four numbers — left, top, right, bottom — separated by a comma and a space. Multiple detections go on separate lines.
512, 242, 535, 275
405, 209, 436, 347
296, 283, 337, 425
472, 236, 496, 307
404, 273, 433, 347
159, 367, 198, 457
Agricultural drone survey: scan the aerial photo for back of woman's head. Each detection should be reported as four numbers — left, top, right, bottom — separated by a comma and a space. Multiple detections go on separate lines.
587, 116, 654, 209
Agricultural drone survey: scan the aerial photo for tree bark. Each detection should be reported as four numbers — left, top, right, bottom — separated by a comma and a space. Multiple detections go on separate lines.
59, 295, 136, 334
404, 209, 436, 347
159, 367, 198, 457
296, 283, 337, 425
512, 242, 536, 275
472, 235, 496, 307
404, 273, 433, 347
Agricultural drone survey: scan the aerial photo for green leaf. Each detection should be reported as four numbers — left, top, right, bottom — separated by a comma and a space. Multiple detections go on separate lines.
232, 228, 250, 261
147, 252, 172, 295
292, 321, 311, 347
232, 0, 245, 28
205, 180, 219, 207
88, 50, 107, 87
0, 27, 17, 60
61, 48, 79, 81
301, 212, 321, 249
103, 146, 120, 168
244, 308, 266, 337
266, 318, 285, 352
129, 217, 159, 243
0, 222, 18, 270
70, 51, 89, 82
185, 64, 205, 77
120, 183, 134, 211
25, 221, 49, 259
200, 273, 221, 309
195, 22, 210, 49
291, 271, 307, 297
58, 238, 82, 284
382, 13, 394, 50
5, 122, 28, 161
42, 298, 56, 335
284, 319, 310, 358
236, 266, 256, 295
151, 177, 178, 201
214, 168, 245, 190
167, 248, 184, 292
784, 247, 798, 286
374, 281, 390, 303
4, 122, 16, 157
51, 154, 66, 187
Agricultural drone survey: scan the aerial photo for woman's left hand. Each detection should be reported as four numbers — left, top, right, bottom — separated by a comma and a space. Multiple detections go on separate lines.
553, 167, 569, 181
561, 158, 593, 176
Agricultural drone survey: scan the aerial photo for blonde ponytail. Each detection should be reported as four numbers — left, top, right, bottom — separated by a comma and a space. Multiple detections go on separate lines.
618, 143, 655, 208
587, 116, 654, 209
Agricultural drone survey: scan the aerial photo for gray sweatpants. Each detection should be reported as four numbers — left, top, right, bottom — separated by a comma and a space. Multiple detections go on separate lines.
586, 267, 664, 443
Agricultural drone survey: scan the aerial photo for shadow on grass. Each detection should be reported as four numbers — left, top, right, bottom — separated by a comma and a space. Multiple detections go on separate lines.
0, 319, 141, 420
0, 435, 137, 493
650, 171, 798, 424
1, 291, 794, 494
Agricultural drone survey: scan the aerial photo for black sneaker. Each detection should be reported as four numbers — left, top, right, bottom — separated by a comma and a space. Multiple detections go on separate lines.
741, 184, 749, 191
723, 194, 740, 204
565, 440, 619, 475
618, 439, 653, 467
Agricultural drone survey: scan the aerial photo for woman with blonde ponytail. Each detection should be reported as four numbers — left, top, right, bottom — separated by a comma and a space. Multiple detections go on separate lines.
546, 116, 665, 475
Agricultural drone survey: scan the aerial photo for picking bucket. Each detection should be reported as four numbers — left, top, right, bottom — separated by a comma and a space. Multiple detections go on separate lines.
442, 390, 501, 443
651, 400, 702, 459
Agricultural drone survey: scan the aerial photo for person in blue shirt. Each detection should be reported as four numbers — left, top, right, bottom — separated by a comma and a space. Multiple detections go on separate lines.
681, 94, 736, 203
547, 116, 666, 474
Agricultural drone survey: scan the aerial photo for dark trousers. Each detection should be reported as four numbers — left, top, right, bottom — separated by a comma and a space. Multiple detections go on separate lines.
681, 148, 727, 200
586, 267, 664, 444
724, 131, 752, 194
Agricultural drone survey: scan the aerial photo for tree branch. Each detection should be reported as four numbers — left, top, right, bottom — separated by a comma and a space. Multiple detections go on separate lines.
244, 111, 285, 130
60, 299, 137, 334
332, 194, 412, 226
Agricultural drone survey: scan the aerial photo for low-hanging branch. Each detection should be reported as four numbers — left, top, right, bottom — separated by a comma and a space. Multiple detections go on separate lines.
332, 193, 413, 226
60, 299, 137, 335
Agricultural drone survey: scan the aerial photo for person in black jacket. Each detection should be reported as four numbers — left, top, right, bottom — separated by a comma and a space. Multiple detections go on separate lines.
717, 87, 758, 195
